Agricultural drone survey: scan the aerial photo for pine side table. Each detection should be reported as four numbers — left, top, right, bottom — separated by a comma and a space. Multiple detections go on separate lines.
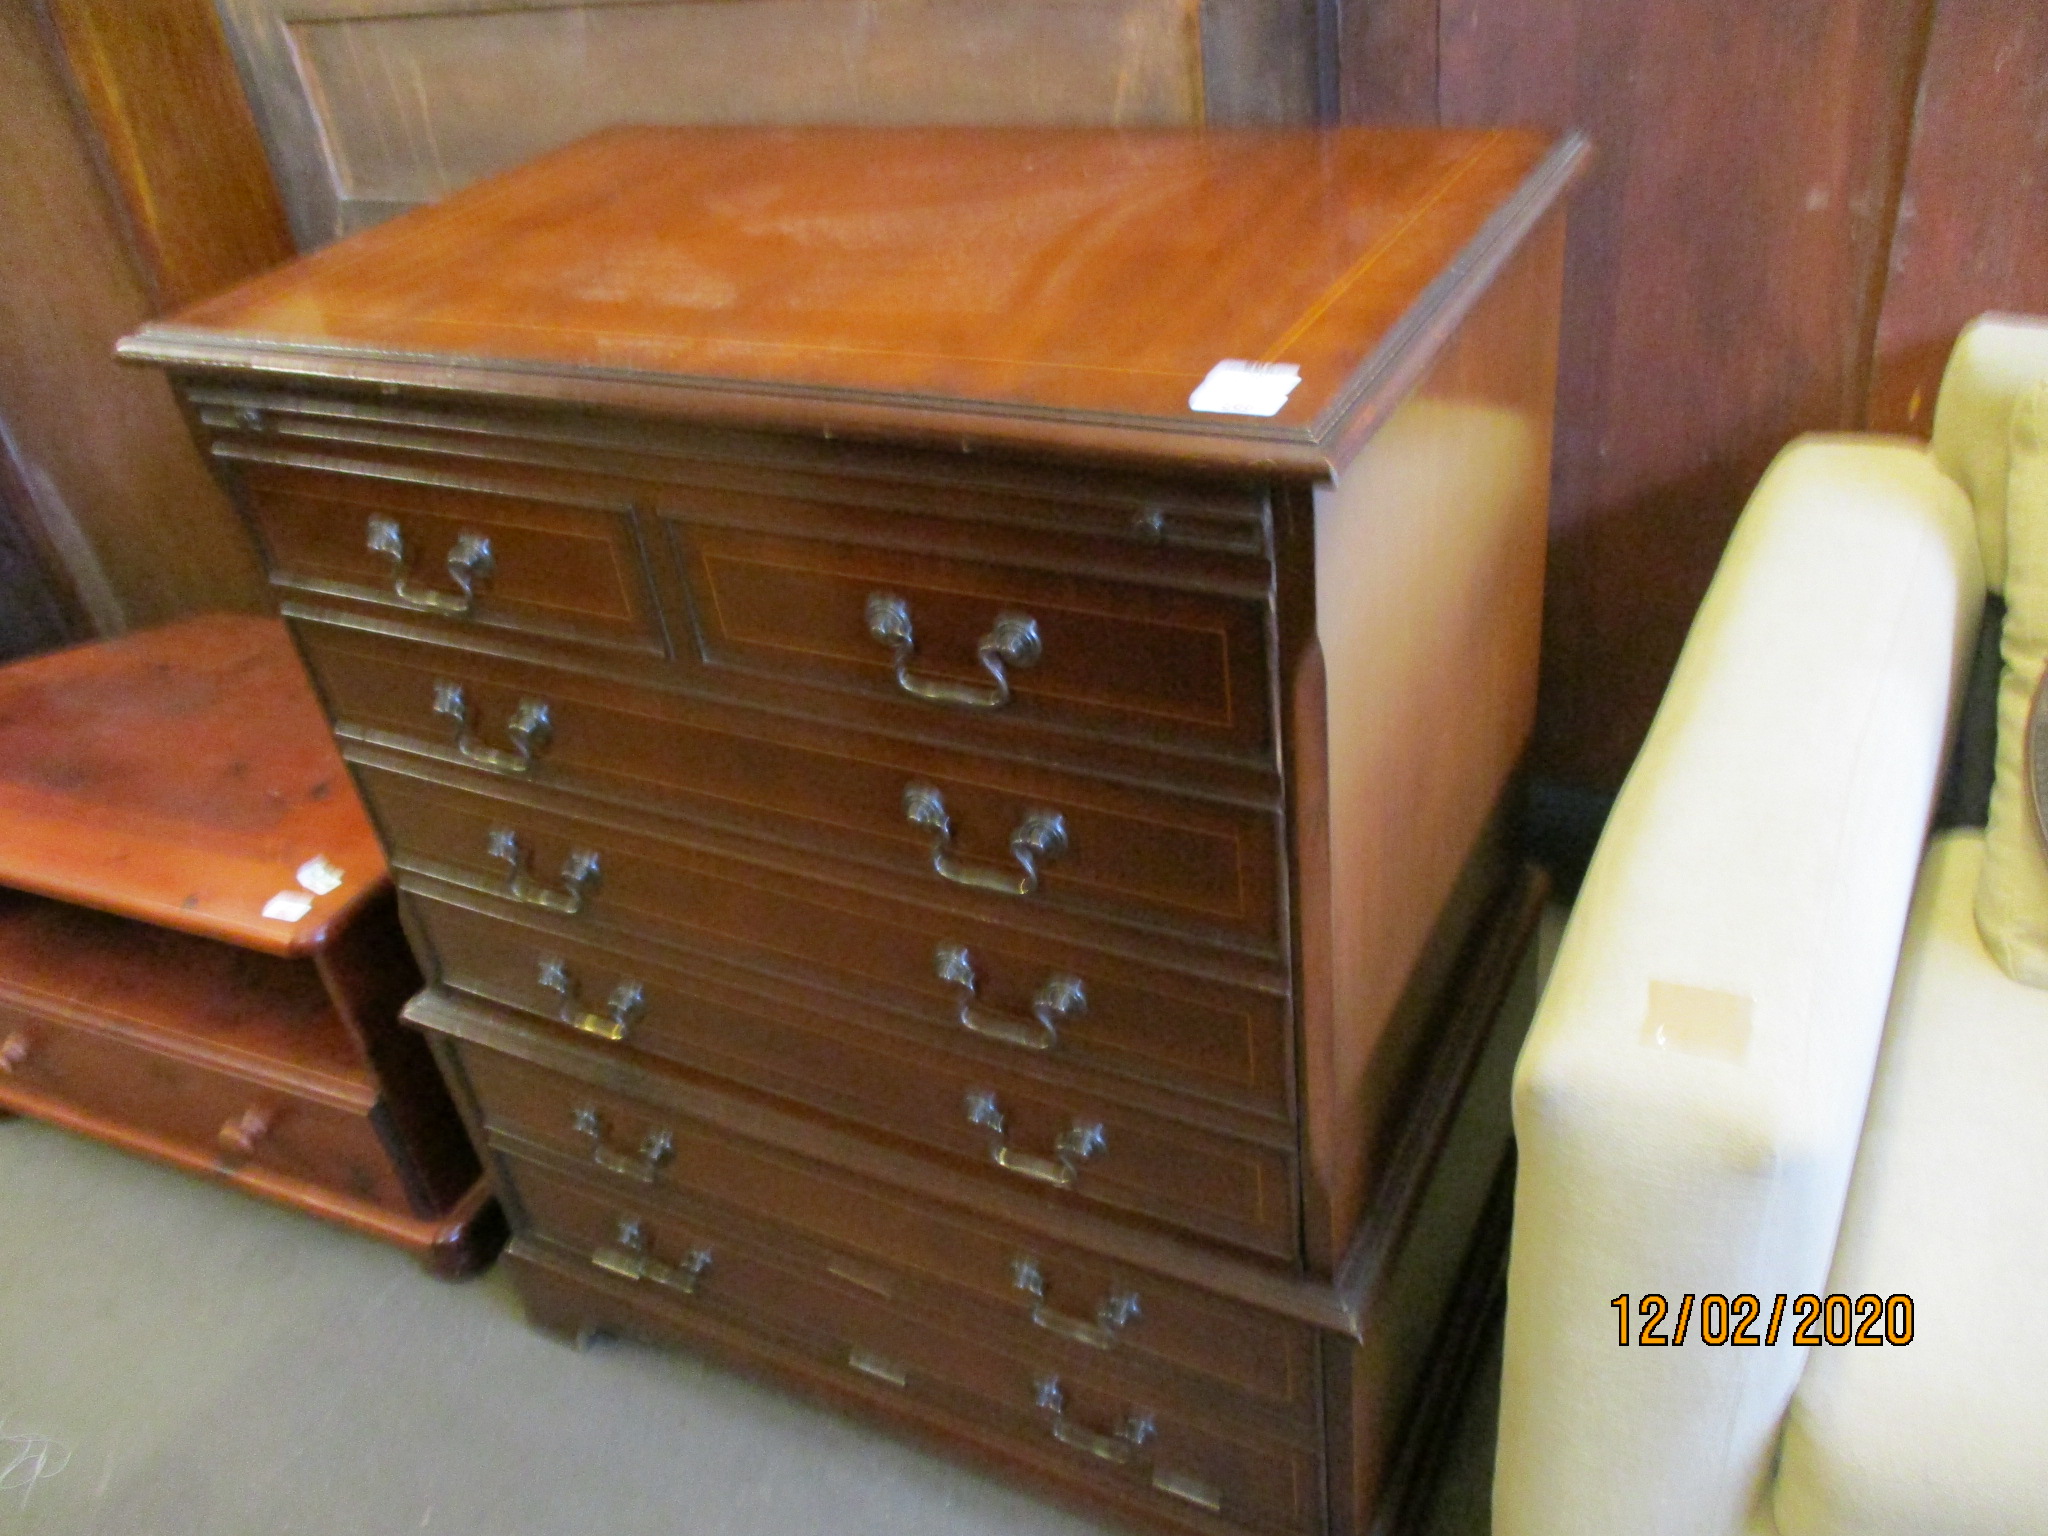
0, 613, 498, 1275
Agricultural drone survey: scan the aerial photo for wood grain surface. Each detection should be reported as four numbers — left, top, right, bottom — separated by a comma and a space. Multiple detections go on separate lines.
1290, 211, 1559, 1268
453, 995, 1298, 1260
0, 613, 385, 954
126, 125, 1583, 475
0, 0, 265, 631
0, 887, 367, 1087
492, 1138, 1319, 1425
0, 984, 406, 1211
37, 0, 296, 311
1341, 0, 2048, 790
367, 771, 1293, 1117
1866, 0, 2048, 433
296, 620, 1286, 953
1432, 0, 1932, 785
210, 0, 1320, 248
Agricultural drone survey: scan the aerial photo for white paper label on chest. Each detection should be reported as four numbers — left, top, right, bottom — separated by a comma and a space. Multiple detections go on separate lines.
1188, 360, 1302, 417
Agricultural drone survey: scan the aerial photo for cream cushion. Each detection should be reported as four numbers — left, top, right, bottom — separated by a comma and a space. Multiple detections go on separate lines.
1974, 382, 2048, 982
1774, 830, 2048, 1536
1931, 315, 2048, 593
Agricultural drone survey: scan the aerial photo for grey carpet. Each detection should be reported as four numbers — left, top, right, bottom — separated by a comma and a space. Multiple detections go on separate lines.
0, 1115, 1498, 1536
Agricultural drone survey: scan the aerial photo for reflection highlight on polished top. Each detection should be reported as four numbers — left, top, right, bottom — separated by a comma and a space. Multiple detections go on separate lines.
142, 126, 1565, 445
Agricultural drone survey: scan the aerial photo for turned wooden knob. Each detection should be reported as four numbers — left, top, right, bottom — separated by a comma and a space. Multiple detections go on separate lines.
0, 1032, 30, 1073
219, 1105, 275, 1158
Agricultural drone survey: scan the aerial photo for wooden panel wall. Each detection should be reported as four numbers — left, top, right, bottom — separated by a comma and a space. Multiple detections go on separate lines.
215, 0, 1323, 247
40, 0, 296, 311
1867, 4, 2048, 433
0, 0, 268, 634
1344, 0, 2048, 791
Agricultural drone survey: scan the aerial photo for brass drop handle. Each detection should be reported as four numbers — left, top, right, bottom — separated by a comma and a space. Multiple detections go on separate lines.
218, 1105, 275, 1158
366, 515, 494, 615
1032, 1376, 1221, 1512
903, 784, 1066, 897
865, 593, 1040, 709
933, 945, 1083, 1052
1034, 1376, 1153, 1464
1010, 1257, 1140, 1349
485, 827, 600, 914
432, 682, 552, 774
589, 1216, 711, 1296
0, 1032, 31, 1074
537, 957, 645, 1043
570, 1105, 674, 1183
964, 1092, 1103, 1189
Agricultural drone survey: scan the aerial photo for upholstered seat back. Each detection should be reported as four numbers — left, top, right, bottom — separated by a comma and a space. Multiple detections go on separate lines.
1931, 316, 2048, 596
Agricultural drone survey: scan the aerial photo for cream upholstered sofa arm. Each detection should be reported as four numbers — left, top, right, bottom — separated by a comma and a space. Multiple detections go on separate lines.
1493, 438, 1982, 1536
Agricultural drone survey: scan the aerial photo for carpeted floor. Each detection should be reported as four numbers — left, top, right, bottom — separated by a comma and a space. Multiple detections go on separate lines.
0, 1114, 1500, 1536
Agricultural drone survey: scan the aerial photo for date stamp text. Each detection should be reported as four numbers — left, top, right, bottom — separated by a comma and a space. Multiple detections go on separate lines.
1612, 1293, 1913, 1346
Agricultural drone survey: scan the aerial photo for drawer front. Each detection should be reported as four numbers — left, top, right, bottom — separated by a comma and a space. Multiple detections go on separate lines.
663, 506, 1271, 760
301, 621, 1282, 951
446, 1040, 1312, 1413
0, 1001, 410, 1210
436, 934, 1296, 1258
501, 1149, 1315, 1440
201, 392, 1273, 766
363, 761, 1290, 1114
503, 1195, 1320, 1534
229, 454, 665, 656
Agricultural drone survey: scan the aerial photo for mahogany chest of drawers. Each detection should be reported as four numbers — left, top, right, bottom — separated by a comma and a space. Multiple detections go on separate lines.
124, 125, 1582, 1536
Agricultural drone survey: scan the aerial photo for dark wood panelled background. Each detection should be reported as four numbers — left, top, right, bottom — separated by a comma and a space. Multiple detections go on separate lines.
4, 0, 2043, 792
1345, 0, 2048, 789
0, 0, 273, 640
1867, 7, 2048, 435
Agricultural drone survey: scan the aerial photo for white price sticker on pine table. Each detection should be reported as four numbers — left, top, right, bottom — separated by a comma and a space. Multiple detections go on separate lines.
1188, 360, 1301, 417
296, 855, 345, 895
261, 890, 315, 923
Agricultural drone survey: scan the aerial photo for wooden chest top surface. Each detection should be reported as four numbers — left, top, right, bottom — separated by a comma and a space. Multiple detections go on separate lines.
123, 125, 1580, 474
0, 614, 387, 955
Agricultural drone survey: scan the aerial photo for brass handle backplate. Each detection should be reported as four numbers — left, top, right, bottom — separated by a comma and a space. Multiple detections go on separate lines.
485, 827, 599, 914
865, 593, 1040, 709
1010, 1257, 1140, 1349
965, 1092, 1103, 1189
589, 1216, 711, 1296
538, 957, 644, 1042
904, 784, 1066, 897
432, 682, 551, 774
934, 944, 1082, 1052
570, 1106, 674, 1183
367, 514, 494, 615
